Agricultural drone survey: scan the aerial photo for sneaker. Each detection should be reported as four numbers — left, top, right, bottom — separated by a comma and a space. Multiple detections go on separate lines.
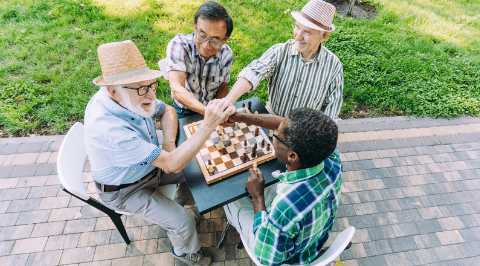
171, 249, 212, 266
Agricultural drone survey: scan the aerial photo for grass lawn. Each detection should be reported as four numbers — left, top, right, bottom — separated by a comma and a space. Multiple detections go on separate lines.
1, 0, 479, 135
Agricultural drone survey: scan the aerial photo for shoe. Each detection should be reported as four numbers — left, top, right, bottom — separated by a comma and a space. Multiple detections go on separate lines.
171, 249, 212, 266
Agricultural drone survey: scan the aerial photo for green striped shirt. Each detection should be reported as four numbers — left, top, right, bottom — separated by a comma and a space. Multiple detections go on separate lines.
239, 39, 343, 121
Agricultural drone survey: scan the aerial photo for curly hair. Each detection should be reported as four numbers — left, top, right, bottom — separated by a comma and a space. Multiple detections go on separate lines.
194, 1, 233, 37
283, 107, 338, 169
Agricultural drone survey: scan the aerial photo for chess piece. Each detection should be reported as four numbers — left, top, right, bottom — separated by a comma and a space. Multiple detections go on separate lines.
229, 131, 234, 137
218, 141, 224, 149
254, 111, 258, 114
191, 125, 195, 133
244, 139, 247, 146
253, 162, 258, 175
269, 130, 273, 138
248, 101, 252, 112
242, 152, 247, 162
255, 128, 259, 137
266, 143, 270, 151
242, 103, 245, 108
261, 139, 265, 148
208, 159, 212, 165
252, 143, 257, 158
220, 134, 225, 141
208, 164, 214, 174
219, 126, 223, 135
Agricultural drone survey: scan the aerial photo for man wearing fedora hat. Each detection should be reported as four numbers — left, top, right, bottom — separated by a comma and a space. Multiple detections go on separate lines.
166, 1, 234, 118
224, 0, 343, 122
85, 40, 235, 266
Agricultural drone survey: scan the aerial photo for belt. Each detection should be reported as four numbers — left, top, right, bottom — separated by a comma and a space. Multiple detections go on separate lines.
95, 169, 158, 192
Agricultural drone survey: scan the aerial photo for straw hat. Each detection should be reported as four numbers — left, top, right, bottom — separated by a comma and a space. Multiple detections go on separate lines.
291, 0, 336, 32
92, 40, 162, 86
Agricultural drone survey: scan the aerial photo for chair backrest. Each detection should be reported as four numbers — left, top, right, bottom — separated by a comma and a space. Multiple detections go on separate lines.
57, 122, 90, 201
158, 59, 169, 80
241, 226, 355, 266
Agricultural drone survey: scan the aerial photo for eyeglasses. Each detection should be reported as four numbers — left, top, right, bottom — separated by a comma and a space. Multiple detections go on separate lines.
123, 80, 159, 96
195, 31, 225, 48
273, 128, 294, 151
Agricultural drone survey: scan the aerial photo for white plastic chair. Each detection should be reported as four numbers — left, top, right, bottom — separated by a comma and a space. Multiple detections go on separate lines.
158, 58, 169, 80
57, 122, 176, 244
241, 226, 355, 266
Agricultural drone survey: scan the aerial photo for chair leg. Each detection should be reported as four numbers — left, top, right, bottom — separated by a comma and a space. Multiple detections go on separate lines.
216, 221, 230, 249
108, 212, 130, 245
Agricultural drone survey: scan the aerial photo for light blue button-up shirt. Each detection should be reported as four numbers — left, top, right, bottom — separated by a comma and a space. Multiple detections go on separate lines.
84, 91, 166, 185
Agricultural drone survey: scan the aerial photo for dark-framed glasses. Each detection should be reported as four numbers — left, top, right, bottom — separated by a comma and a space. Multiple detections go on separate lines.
195, 31, 225, 48
123, 80, 159, 96
273, 128, 294, 151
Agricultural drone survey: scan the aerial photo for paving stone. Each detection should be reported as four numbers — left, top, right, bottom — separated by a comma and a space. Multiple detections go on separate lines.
0, 224, 33, 240
143, 252, 174, 266
11, 153, 40, 166
459, 227, 480, 242
423, 173, 448, 183
64, 218, 97, 234
48, 207, 81, 222
332, 217, 350, 232
367, 225, 396, 240
371, 212, 398, 226
27, 185, 59, 199
388, 167, 410, 177
362, 240, 392, 256
347, 215, 375, 229
36, 163, 56, 176
94, 243, 127, 261
391, 138, 410, 149
10, 164, 39, 178
11, 237, 48, 254
413, 233, 442, 249
418, 207, 444, 220
112, 256, 144, 266
0, 212, 20, 226
383, 251, 414, 266
31, 221, 66, 237
419, 194, 445, 207
140, 224, 168, 240
38, 195, 70, 210
457, 256, 480, 266
458, 241, 480, 257
402, 185, 426, 197
439, 204, 466, 217
25, 250, 63, 266
357, 190, 383, 202
59, 247, 96, 264
357, 256, 387, 266
391, 222, 420, 237
0, 254, 29, 266
459, 214, 480, 227
408, 248, 440, 265
353, 202, 378, 215
80, 205, 107, 219
382, 177, 407, 188
375, 199, 402, 213
388, 236, 417, 252
406, 137, 424, 147
379, 188, 405, 200
16, 176, 48, 188
398, 197, 422, 210
340, 193, 361, 204
0, 187, 30, 201
78, 230, 111, 247
415, 219, 443, 234
338, 243, 367, 260
0, 240, 14, 256
110, 226, 142, 244
0, 200, 10, 214
16, 210, 51, 225
433, 245, 464, 261
1, 143, 21, 155
394, 209, 422, 223
337, 204, 356, 217
48, 141, 62, 152
436, 230, 465, 245
422, 183, 447, 195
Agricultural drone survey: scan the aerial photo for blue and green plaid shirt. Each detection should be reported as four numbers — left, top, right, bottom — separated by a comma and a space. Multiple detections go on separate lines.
252, 149, 343, 265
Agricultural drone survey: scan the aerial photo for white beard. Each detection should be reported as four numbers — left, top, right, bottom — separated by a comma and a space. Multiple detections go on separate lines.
118, 89, 155, 118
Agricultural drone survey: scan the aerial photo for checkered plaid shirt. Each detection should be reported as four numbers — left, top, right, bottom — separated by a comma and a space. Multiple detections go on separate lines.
252, 149, 343, 265
166, 33, 233, 108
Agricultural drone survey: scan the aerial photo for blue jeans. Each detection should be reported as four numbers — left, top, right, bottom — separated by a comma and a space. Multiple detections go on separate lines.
173, 102, 199, 119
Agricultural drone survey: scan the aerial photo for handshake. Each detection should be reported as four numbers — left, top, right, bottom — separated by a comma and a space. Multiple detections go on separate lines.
202, 98, 239, 130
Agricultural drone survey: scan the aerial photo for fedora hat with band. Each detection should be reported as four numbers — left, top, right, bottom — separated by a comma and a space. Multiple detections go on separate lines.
291, 0, 336, 32
93, 40, 162, 86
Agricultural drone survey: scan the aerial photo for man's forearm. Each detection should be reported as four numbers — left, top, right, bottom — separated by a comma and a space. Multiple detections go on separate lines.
171, 84, 207, 115
215, 83, 229, 99
252, 195, 267, 214
159, 105, 178, 146
225, 77, 253, 105
230, 113, 283, 130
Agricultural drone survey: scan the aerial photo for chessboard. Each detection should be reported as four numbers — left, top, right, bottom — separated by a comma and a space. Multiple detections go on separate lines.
183, 107, 276, 184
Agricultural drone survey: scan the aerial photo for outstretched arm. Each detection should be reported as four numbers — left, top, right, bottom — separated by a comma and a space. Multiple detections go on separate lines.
169, 71, 207, 115
228, 112, 283, 130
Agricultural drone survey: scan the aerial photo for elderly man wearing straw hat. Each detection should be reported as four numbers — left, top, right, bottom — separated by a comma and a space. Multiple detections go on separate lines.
85, 40, 234, 266
225, 0, 343, 122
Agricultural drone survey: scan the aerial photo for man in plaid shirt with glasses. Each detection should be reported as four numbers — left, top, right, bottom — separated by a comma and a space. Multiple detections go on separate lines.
224, 107, 342, 265
166, 1, 234, 119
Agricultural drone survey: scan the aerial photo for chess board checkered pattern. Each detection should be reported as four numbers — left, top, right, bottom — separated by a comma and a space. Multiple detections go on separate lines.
183, 107, 276, 184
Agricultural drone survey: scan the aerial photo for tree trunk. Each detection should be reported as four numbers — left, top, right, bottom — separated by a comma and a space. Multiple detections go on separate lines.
347, 0, 355, 16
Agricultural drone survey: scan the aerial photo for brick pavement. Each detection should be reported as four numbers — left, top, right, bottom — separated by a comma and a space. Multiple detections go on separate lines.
0, 116, 479, 266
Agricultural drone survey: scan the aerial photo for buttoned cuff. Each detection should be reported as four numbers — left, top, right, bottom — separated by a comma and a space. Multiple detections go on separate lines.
130, 146, 162, 170
238, 68, 260, 92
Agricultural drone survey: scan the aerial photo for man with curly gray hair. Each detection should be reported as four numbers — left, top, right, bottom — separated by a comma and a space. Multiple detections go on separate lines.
223, 107, 342, 265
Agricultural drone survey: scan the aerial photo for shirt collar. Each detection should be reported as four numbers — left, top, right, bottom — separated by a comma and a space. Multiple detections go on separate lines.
101, 92, 143, 125
272, 162, 325, 183
191, 33, 224, 67
290, 41, 324, 64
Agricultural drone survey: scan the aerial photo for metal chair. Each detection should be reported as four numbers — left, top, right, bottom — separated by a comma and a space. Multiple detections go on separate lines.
57, 122, 176, 244
241, 226, 355, 266
158, 58, 169, 80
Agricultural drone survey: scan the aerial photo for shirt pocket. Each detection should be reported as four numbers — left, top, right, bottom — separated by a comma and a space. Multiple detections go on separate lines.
186, 74, 201, 94
207, 76, 225, 92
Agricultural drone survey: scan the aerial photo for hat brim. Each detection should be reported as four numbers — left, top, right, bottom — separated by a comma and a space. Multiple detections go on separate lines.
291, 11, 335, 32
93, 69, 163, 86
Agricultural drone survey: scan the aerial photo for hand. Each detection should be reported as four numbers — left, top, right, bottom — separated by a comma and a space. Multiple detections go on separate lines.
245, 167, 265, 198
203, 99, 235, 129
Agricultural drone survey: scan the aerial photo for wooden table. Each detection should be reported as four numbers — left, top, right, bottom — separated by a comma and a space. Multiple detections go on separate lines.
176, 97, 284, 215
